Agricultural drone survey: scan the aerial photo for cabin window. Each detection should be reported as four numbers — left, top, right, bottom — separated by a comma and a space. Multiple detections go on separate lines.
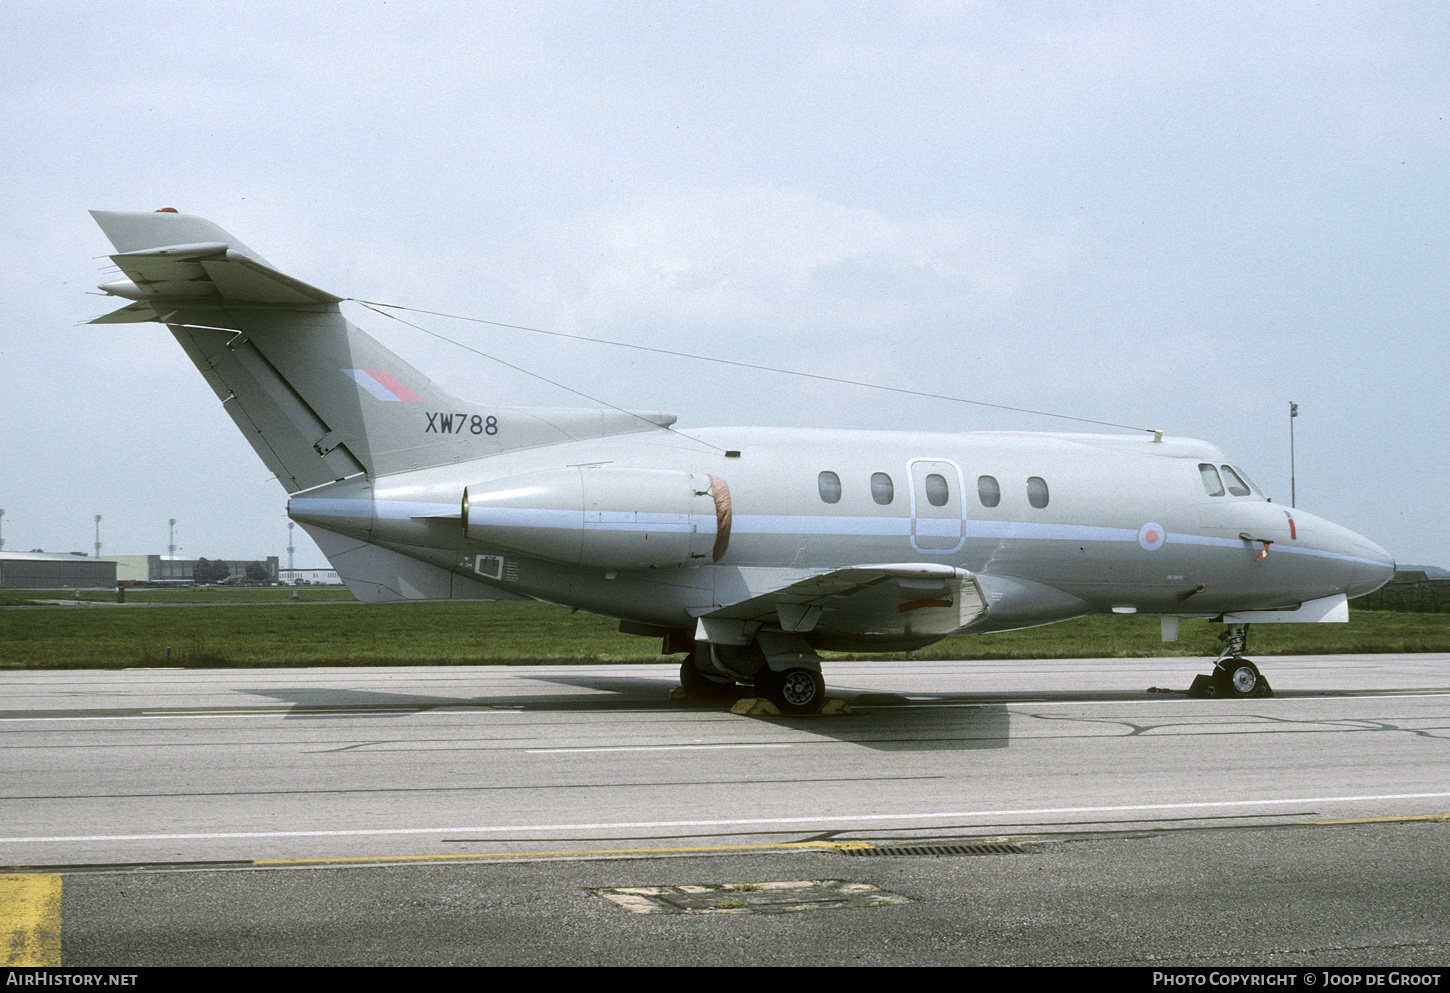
1027, 476, 1049, 509
925, 473, 950, 507
870, 472, 894, 505
818, 471, 842, 504
977, 475, 1000, 508
1199, 463, 1225, 497
1220, 465, 1251, 497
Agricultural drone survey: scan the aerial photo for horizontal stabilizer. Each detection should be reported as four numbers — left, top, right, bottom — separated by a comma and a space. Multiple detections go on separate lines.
89, 210, 340, 320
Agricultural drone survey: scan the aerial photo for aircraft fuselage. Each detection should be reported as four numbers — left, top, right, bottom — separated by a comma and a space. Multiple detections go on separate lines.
289, 424, 1394, 649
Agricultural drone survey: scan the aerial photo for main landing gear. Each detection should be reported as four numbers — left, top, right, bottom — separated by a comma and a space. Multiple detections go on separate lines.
754, 665, 826, 716
678, 656, 740, 701
678, 645, 829, 714
1190, 623, 1273, 699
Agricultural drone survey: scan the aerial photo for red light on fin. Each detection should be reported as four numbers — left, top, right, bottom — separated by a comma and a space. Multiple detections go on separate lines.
154, 207, 179, 213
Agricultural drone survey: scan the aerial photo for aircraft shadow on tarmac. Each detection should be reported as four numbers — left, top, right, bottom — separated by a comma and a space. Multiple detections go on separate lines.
240, 676, 1015, 752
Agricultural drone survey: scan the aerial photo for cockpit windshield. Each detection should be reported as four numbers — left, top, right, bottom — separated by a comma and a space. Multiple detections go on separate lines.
1199, 463, 1269, 500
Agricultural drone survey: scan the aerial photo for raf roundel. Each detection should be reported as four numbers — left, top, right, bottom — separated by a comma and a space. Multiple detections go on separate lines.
1138, 522, 1167, 551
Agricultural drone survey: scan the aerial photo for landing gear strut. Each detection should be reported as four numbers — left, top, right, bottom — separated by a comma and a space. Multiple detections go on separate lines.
679, 651, 741, 701
1192, 623, 1273, 699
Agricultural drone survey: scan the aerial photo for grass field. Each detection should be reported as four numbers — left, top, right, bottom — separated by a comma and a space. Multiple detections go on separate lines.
2, 588, 1447, 670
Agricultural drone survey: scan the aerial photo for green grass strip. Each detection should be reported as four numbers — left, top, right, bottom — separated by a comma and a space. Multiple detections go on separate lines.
2, 594, 1447, 670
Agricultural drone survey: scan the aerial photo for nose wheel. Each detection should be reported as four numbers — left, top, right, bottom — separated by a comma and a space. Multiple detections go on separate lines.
1214, 657, 1266, 698
1190, 623, 1273, 698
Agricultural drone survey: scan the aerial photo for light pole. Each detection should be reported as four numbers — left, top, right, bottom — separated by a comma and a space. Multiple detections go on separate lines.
168, 519, 177, 558
1289, 402, 1298, 507
94, 515, 102, 559
287, 521, 295, 573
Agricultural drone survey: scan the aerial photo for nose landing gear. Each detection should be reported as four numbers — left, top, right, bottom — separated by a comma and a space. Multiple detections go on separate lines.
1190, 623, 1273, 699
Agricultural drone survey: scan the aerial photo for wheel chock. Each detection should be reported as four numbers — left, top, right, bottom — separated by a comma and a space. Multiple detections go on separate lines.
729, 697, 854, 716
731, 697, 781, 716
1188, 673, 1218, 698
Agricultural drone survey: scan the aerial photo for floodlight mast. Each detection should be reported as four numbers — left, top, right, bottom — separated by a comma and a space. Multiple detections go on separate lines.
1289, 402, 1298, 507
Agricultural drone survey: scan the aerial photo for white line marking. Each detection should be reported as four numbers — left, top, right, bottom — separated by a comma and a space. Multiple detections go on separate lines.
4, 792, 1448, 844
525, 744, 792, 754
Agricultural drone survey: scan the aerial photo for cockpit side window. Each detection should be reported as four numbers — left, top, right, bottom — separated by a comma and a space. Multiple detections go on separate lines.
1232, 466, 1266, 499
1199, 463, 1225, 497
1220, 465, 1251, 497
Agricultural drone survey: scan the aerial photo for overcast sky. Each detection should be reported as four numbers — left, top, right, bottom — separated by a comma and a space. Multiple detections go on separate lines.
3, 1, 1447, 570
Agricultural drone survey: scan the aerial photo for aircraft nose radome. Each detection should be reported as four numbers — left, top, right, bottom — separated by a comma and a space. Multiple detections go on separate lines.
1294, 510, 1395, 600
1348, 535, 1396, 599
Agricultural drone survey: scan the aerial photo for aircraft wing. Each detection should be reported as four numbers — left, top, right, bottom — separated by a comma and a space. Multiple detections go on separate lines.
699, 562, 988, 640
89, 209, 341, 322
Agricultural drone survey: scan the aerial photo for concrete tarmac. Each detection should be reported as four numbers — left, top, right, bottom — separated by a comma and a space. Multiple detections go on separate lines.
2, 655, 1448, 966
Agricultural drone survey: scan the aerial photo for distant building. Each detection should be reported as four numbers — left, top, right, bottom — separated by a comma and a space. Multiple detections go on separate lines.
107, 555, 280, 584
0, 551, 117, 588
278, 568, 343, 585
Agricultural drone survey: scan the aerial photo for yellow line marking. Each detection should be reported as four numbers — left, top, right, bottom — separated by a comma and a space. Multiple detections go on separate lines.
1300, 813, 1448, 826
0, 874, 61, 966
256, 840, 873, 866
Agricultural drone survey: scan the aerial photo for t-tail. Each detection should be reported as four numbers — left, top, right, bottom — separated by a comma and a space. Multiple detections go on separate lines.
89, 209, 676, 492
90, 209, 684, 602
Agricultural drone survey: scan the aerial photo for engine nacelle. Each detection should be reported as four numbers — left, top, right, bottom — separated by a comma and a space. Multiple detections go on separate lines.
463, 468, 731, 570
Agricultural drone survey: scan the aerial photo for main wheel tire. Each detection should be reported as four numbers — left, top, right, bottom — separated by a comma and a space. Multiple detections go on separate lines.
765, 667, 826, 715
1214, 657, 1262, 699
680, 657, 739, 701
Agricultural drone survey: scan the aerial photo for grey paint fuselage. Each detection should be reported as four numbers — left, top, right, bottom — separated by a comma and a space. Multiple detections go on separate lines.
288, 424, 1394, 648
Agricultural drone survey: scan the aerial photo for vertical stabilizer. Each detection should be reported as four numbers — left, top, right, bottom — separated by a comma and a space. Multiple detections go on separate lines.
89, 210, 676, 494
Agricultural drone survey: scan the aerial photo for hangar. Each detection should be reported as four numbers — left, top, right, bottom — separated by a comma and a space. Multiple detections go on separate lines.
0, 551, 117, 588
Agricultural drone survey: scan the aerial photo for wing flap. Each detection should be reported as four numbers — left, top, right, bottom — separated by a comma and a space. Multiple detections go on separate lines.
89, 300, 159, 323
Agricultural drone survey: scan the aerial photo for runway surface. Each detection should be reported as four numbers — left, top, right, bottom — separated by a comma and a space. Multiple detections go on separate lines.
3, 654, 1449, 966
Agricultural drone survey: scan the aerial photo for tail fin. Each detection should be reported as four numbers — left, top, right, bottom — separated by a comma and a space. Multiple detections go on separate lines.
89, 210, 674, 493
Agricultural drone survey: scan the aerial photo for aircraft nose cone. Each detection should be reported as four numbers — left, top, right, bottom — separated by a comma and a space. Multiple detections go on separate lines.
1348, 535, 1396, 599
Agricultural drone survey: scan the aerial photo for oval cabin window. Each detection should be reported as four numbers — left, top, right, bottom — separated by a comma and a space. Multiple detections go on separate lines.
818, 471, 842, 504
